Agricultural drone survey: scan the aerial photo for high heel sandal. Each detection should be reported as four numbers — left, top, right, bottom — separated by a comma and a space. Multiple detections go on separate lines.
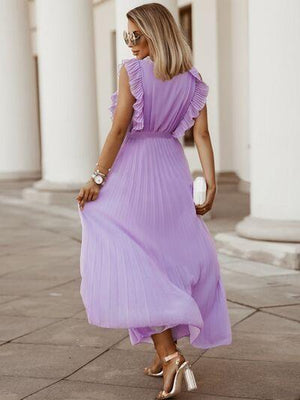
155, 350, 197, 399
144, 345, 180, 377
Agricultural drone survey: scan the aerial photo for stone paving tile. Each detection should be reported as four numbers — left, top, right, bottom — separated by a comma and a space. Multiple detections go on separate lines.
3, 261, 80, 282
31, 278, 82, 299
260, 304, 300, 322
233, 310, 300, 335
0, 295, 19, 304
0, 376, 56, 400
191, 357, 300, 400
0, 342, 106, 379
0, 228, 74, 251
21, 379, 248, 400
221, 268, 283, 290
0, 252, 76, 276
13, 317, 128, 348
218, 253, 245, 264
0, 277, 73, 296
202, 330, 300, 362
70, 309, 88, 319
0, 294, 83, 318
25, 211, 79, 231
221, 259, 299, 277
1, 183, 299, 400
226, 283, 300, 308
0, 315, 58, 342
5, 242, 81, 259
226, 301, 255, 325
260, 273, 300, 286
67, 348, 200, 390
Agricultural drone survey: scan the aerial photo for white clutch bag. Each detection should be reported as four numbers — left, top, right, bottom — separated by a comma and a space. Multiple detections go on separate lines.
193, 176, 207, 205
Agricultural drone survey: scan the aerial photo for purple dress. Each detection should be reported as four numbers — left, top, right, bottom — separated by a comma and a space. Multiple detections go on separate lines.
78, 56, 232, 349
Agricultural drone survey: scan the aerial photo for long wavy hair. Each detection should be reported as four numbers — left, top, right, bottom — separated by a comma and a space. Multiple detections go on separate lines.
126, 3, 194, 80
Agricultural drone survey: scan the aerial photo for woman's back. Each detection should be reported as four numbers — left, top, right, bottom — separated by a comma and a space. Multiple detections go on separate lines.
79, 53, 232, 352
109, 56, 209, 138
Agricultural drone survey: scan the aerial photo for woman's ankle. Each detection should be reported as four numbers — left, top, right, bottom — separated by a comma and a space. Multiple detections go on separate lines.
154, 343, 177, 360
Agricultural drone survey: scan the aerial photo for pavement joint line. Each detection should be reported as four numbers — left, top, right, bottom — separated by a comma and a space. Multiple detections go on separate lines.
19, 334, 132, 399
0, 194, 79, 220
0, 318, 65, 341
2, 214, 81, 243
230, 310, 258, 329
196, 356, 300, 364
0, 306, 109, 347
257, 308, 300, 324
226, 297, 300, 310
61, 378, 169, 394
225, 299, 258, 311
32, 277, 79, 293
5, 341, 108, 349
0, 313, 67, 321
0, 296, 23, 305
0, 241, 79, 258
258, 302, 300, 309
3, 316, 84, 345
20, 349, 111, 400
61, 376, 267, 399
19, 223, 82, 244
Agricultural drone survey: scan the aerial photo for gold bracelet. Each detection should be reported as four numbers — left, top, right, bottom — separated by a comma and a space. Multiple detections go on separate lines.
96, 162, 111, 173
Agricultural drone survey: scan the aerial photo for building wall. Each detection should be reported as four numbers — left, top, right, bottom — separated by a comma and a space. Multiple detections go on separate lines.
27, 0, 250, 185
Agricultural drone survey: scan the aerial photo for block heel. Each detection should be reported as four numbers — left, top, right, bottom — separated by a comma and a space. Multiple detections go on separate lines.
155, 351, 198, 399
183, 362, 197, 391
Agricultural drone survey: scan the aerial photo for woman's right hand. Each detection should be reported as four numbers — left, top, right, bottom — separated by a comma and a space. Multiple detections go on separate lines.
195, 185, 216, 215
76, 179, 101, 210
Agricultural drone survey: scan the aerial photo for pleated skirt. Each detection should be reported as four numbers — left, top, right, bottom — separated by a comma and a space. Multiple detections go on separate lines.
78, 130, 232, 349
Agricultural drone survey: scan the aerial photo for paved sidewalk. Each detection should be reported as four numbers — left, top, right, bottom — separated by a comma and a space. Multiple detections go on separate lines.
0, 181, 299, 400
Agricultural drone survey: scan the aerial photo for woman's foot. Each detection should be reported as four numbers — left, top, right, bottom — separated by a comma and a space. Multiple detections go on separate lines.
144, 351, 163, 375
156, 351, 186, 399
144, 340, 179, 377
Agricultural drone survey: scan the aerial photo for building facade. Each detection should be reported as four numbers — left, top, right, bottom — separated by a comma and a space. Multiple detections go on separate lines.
0, 0, 299, 268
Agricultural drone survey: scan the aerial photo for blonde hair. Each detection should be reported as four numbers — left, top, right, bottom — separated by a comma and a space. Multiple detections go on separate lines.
126, 3, 194, 81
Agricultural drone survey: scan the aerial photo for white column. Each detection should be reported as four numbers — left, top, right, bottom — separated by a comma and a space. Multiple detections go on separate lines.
193, 0, 220, 173
34, 0, 99, 191
0, 0, 40, 180
236, 0, 300, 242
115, 0, 178, 63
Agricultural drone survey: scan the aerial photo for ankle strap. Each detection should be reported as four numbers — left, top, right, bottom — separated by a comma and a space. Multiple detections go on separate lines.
163, 351, 180, 363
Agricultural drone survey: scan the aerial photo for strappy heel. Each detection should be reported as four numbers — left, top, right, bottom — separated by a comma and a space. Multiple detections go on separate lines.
155, 350, 197, 399
144, 344, 180, 378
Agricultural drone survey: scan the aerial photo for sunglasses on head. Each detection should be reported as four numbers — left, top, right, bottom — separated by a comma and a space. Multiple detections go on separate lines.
123, 30, 143, 46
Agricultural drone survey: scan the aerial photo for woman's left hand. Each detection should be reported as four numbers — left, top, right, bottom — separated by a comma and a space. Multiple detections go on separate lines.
195, 185, 216, 215
76, 179, 101, 210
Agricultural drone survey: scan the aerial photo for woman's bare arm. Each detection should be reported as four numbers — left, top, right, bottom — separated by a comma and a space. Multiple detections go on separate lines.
193, 104, 216, 189
193, 104, 217, 214
76, 64, 135, 209
93, 65, 136, 176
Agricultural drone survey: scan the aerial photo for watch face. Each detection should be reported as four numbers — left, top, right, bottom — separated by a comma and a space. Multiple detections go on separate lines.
95, 175, 103, 184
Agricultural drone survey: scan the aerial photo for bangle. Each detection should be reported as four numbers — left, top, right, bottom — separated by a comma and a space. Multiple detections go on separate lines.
96, 162, 111, 173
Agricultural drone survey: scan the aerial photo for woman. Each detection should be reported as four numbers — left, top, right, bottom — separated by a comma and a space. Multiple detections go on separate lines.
76, 3, 232, 399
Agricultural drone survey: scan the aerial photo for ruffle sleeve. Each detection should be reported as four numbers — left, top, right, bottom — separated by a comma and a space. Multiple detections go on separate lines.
108, 58, 144, 131
171, 67, 209, 139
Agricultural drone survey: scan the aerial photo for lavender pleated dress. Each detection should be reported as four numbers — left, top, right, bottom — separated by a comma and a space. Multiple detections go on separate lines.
78, 56, 232, 349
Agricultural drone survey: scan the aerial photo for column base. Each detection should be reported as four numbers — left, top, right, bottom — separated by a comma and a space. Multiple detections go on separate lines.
236, 216, 300, 243
0, 170, 41, 180
22, 179, 84, 206
214, 231, 300, 270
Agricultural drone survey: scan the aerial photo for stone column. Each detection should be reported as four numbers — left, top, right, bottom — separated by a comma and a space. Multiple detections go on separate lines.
25, 0, 99, 203
0, 0, 40, 180
236, 0, 300, 243
215, 0, 300, 269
